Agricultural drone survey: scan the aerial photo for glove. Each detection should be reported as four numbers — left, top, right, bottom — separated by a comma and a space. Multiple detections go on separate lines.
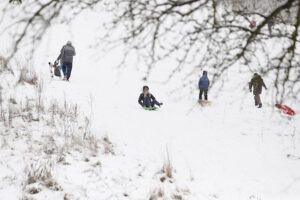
159, 102, 163, 107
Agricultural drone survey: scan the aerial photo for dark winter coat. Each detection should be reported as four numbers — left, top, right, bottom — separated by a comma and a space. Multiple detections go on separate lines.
249, 75, 267, 95
198, 74, 210, 90
138, 93, 160, 107
57, 44, 76, 63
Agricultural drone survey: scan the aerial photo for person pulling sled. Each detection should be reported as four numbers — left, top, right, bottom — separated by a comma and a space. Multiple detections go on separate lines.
56, 41, 76, 81
138, 86, 163, 110
249, 73, 267, 108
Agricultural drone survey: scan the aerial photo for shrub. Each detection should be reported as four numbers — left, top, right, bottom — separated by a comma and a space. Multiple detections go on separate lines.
18, 67, 38, 85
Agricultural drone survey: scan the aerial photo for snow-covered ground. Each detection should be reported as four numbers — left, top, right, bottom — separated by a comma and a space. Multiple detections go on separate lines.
1, 56, 299, 199
1, 10, 300, 200
45, 56, 300, 200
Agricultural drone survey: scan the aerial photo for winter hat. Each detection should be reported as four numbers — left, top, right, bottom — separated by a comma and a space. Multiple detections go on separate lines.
67, 41, 72, 45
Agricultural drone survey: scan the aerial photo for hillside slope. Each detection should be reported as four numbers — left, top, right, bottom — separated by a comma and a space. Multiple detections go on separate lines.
41, 59, 300, 200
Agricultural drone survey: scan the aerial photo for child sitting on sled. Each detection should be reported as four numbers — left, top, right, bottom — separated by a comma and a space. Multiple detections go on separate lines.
138, 86, 163, 109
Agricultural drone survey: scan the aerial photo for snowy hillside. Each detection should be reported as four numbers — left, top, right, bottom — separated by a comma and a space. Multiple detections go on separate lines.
0, 51, 300, 200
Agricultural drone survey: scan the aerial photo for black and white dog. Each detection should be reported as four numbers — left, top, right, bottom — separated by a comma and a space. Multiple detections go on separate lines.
48, 61, 61, 78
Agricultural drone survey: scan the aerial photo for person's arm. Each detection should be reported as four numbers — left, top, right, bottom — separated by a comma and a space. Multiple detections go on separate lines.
208, 78, 210, 88
249, 79, 253, 92
262, 80, 267, 89
198, 78, 202, 89
56, 47, 64, 61
73, 47, 76, 56
138, 94, 144, 107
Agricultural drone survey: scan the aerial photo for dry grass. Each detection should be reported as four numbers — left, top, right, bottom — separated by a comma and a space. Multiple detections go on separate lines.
161, 149, 174, 179
172, 194, 183, 200
35, 79, 44, 120
26, 160, 53, 185
8, 100, 13, 127
18, 67, 38, 85
25, 159, 61, 192
101, 135, 114, 155
0, 56, 11, 73
27, 187, 40, 194
149, 187, 165, 200
87, 134, 100, 155
70, 133, 106, 156
0, 87, 4, 121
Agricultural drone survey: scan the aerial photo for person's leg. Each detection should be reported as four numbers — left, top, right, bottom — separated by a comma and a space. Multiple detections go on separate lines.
144, 97, 151, 107
204, 89, 208, 101
254, 95, 258, 106
66, 63, 73, 80
64, 63, 69, 80
257, 94, 262, 108
61, 63, 66, 78
151, 101, 155, 108
199, 89, 203, 100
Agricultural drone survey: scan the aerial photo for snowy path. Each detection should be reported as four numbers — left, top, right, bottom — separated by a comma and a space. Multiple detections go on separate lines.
43, 64, 300, 200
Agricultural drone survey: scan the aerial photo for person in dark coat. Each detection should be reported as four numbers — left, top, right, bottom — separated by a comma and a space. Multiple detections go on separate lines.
138, 86, 163, 108
198, 71, 210, 101
56, 41, 76, 81
249, 73, 267, 108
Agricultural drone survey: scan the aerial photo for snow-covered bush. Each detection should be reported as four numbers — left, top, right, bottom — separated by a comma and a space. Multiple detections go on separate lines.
0, 60, 117, 199
24, 158, 61, 193
147, 150, 192, 200
101, 135, 115, 155
161, 150, 174, 180
18, 66, 38, 86
149, 187, 164, 200
35, 79, 44, 120
0, 87, 4, 122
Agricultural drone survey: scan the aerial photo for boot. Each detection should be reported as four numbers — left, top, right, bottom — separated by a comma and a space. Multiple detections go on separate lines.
258, 103, 262, 108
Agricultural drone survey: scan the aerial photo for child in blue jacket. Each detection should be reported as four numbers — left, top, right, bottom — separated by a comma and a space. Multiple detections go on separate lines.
198, 71, 210, 101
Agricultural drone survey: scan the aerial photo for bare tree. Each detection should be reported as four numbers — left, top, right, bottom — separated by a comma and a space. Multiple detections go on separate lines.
102, 0, 300, 102
1, 0, 101, 60
1, 0, 300, 102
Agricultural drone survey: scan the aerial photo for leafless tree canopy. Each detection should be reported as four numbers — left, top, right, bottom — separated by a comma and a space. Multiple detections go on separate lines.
1, 0, 300, 102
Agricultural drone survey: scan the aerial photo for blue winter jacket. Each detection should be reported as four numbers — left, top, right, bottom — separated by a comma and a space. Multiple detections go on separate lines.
198, 74, 210, 90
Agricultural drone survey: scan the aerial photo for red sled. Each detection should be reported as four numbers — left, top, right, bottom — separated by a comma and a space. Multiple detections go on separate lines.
275, 104, 296, 116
